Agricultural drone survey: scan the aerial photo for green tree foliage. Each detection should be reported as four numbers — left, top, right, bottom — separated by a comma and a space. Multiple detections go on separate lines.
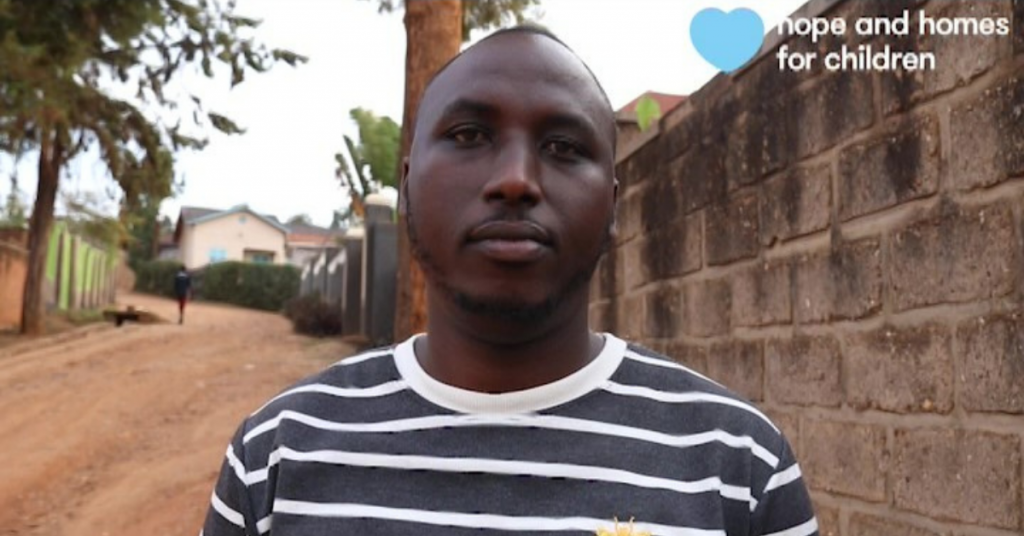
61, 190, 125, 251
1, 0, 304, 204
286, 213, 312, 226
0, 175, 28, 227
0, 0, 305, 334
635, 95, 662, 132
334, 107, 399, 220
123, 195, 163, 267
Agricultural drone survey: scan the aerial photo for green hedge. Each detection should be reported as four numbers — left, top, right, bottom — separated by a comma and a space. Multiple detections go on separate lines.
133, 260, 182, 298
199, 261, 300, 312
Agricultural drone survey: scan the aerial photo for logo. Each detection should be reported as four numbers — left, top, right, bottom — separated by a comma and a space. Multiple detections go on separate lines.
595, 517, 652, 536
690, 7, 766, 73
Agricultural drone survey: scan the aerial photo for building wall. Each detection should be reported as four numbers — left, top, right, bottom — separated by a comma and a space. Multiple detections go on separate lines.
0, 242, 27, 330
0, 223, 117, 329
182, 212, 286, 269
288, 245, 326, 268
590, 1, 1024, 534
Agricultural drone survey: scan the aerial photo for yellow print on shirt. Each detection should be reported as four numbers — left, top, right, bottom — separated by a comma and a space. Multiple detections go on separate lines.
595, 517, 652, 536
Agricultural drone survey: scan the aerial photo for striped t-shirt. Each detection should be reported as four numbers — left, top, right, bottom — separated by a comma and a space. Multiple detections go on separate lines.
202, 333, 818, 536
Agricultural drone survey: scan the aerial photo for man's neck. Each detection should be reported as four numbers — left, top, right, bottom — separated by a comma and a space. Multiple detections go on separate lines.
414, 291, 603, 394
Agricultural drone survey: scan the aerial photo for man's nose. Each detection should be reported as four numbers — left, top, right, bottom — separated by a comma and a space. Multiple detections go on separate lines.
482, 140, 542, 206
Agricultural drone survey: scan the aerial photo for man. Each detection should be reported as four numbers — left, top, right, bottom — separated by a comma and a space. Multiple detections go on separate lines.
202, 26, 818, 536
175, 265, 191, 325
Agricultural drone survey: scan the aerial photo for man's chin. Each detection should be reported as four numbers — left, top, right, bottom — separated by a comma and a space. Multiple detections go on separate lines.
451, 291, 560, 324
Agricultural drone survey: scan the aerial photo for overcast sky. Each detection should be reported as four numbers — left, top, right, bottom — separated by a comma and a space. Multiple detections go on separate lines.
1, 0, 807, 227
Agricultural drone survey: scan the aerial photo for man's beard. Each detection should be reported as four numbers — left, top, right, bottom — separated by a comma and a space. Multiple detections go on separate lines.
405, 201, 612, 324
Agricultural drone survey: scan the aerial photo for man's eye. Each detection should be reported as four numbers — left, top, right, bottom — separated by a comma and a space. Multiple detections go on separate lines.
448, 127, 489, 144
543, 139, 585, 159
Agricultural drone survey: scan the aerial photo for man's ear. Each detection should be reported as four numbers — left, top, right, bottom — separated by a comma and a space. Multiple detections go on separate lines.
399, 157, 411, 218
609, 176, 620, 236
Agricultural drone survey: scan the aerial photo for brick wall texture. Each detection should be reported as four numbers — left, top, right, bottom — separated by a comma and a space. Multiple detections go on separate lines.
589, 1, 1024, 534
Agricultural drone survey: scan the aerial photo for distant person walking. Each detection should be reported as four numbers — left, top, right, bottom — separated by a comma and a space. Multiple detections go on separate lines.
174, 265, 192, 324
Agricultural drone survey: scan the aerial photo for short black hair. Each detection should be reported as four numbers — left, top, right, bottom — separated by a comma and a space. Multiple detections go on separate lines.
417, 24, 618, 155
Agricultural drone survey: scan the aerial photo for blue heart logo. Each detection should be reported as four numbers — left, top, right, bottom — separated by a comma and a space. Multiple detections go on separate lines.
690, 8, 765, 73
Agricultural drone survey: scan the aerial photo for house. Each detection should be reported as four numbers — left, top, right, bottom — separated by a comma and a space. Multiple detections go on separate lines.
616, 91, 687, 158
286, 223, 348, 267
173, 205, 289, 269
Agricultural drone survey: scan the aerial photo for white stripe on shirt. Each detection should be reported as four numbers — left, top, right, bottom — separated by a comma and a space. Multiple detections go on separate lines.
256, 514, 273, 534
211, 491, 244, 528
245, 448, 282, 485
244, 411, 779, 467
763, 517, 818, 536
225, 445, 248, 486
247, 411, 774, 465
274, 446, 753, 505
624, 350, 725, 387
252, 380, 407, 416
764, 463, 803, 492
332, 348, 393, 367
603, 381, 779, 432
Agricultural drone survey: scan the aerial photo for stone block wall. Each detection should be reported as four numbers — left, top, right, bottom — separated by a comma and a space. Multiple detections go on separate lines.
590, 1, 1024, 533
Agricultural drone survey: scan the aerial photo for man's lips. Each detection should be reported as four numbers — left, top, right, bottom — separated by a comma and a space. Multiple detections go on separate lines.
466, 220, 553, 245
465, 220, 553, 263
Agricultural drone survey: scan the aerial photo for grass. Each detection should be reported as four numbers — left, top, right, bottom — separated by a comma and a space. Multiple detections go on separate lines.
62, 309, 107, 326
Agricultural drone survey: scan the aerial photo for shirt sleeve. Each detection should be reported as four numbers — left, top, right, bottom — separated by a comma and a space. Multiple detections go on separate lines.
750, 435, 819, 536
202, 425, 258, 536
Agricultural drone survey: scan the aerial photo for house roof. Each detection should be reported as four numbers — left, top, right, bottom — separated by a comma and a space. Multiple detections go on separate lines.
287, 223, 348, 247
179, 206, 221, 223
287, 223, 339, 237
616, 91, 687, 120
174, 204, 290, 242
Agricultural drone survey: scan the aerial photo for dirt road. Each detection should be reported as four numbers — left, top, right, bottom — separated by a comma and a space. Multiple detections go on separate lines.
0, 293, 358, 536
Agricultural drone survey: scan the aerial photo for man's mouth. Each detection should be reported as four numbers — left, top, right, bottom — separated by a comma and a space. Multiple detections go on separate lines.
466, 220, 553, 263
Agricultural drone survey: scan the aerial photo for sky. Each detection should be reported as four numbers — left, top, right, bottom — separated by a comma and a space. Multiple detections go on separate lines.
0, 0, 808, 228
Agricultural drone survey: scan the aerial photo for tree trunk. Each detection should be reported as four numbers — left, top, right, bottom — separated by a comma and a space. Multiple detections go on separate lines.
21, 127, 63, 335
393, 0, 462, 341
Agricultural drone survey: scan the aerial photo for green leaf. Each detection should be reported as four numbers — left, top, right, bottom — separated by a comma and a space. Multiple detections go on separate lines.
208, 112, 245, 135
635, 95, 662, 132
272, 49, 307, 67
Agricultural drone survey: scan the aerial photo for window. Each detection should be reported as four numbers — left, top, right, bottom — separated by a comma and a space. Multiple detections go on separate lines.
209, 248, 227, 264
239, 215, 247, 224
244, 249, 275, 264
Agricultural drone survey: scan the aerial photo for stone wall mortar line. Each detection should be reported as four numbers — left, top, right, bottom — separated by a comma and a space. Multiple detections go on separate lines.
771, 405, 1024, 435
812, 489, 1023, 536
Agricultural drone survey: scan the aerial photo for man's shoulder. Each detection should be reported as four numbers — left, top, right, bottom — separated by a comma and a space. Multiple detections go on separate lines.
245, 344, 401, 424
608, 337, 783, 440
614, 339, 736, 397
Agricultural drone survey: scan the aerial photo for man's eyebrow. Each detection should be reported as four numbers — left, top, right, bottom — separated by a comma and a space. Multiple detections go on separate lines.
437, 98, 499, 120
543, 112, 599, 138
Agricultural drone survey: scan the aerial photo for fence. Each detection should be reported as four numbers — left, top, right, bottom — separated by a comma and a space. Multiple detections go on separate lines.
0, 221, 118, 330
299, 204, 396, 346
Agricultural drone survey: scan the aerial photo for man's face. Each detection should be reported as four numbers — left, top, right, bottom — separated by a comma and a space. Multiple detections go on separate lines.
404, 32, 617, 322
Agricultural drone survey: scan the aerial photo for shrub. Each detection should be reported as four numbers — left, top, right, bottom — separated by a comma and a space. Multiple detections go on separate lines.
284, 294, 343, 337
199, 261, 300, 312
133, 260, 182, 298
